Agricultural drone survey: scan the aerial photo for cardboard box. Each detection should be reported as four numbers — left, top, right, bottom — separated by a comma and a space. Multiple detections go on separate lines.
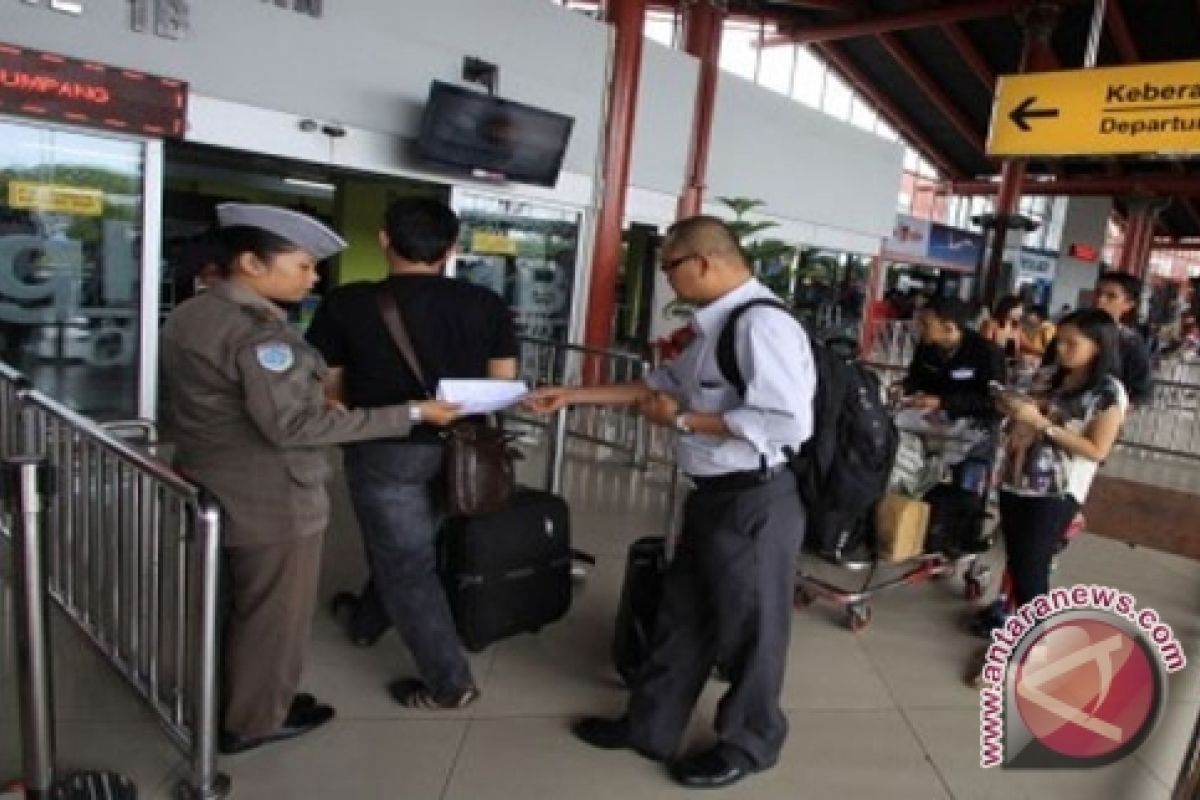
874, 494, 931, 562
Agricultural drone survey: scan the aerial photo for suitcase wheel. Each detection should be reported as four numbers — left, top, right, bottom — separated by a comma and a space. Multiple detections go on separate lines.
847, 603, 872, 633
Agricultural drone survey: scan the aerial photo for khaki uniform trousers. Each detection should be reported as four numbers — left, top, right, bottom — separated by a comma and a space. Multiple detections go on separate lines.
222, 532, 323, 739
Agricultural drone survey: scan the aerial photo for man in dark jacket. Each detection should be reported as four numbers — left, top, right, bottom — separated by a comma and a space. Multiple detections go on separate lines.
1042, 271, 1153, 407
902, 296, 1006, 420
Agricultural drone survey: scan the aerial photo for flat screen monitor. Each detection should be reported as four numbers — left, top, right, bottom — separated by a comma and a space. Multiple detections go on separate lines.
416, 81, 574, 188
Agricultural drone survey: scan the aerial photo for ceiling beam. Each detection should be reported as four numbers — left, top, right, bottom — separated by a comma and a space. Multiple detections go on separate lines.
1104, 0, 1140, 63
766, 0, 862, 10
1151, 239, 1200, 250
940, 23, 995, 89
761, 0, 1038, 47
948, 176, 1200, 196
816, 41, 964, 178
1182, 197, 1200, 232
877, 32, 986, 151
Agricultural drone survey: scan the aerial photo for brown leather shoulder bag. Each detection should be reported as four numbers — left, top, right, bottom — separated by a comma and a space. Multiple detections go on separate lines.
376, 284, 514, 516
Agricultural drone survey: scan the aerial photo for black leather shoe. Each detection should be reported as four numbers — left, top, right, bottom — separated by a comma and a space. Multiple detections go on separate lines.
291, 693, 316, 713
571, 716, 631, 750
219, 700, 335, 755
669, 747, 756, 789
571, 717, 663, 762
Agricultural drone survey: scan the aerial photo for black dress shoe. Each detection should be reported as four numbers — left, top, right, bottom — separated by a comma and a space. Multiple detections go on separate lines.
669, 747, 756, 789
291, 693, 316, 713
219, 700, 335, 755
572, 717, 663, 762
572, 716, 631, 750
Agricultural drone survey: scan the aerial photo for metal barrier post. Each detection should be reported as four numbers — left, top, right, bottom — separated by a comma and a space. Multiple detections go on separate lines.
181, 497, 230, 800
5, 456, 55, 798
547, 408, 569, 497
630, 359, 651, 470
1172, 711, 1200, 800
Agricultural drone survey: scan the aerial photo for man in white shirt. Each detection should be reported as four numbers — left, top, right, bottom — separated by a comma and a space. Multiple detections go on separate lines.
525, 216, 815, 789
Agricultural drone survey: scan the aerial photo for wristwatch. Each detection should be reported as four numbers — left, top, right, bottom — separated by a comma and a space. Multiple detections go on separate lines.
409, 404, 424, 424
673, 412, 693, 435
1042, 424, 1061, 439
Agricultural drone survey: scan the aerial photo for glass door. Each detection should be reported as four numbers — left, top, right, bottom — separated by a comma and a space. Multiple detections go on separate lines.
451, 191, 581, 344
0, 118, 155, 420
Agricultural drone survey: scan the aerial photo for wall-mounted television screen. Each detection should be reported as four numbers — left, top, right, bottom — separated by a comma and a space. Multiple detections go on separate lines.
416, 81, 574, 188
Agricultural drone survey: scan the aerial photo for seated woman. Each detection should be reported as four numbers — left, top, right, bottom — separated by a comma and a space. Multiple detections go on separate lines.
1019, 304, 1056, 362
977, 308, 1128, 636
979, 295, 1025, 363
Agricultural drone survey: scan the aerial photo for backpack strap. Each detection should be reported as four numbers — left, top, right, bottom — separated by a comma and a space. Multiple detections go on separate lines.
715, 298, 792, 397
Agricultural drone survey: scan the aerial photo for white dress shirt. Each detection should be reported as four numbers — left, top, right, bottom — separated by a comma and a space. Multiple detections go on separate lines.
644, 278, 816, 477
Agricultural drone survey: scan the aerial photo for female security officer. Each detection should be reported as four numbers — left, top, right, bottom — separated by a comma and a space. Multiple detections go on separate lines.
160, 204, 459, 754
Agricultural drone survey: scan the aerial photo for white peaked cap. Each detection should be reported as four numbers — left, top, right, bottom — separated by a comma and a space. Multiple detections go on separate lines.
216, 203, 347, 260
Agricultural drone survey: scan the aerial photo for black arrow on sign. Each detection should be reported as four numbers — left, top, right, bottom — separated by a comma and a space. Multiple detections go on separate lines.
1009, 96, 1061, 132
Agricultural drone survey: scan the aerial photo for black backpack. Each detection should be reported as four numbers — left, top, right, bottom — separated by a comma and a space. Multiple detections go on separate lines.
715, 299, 897, 517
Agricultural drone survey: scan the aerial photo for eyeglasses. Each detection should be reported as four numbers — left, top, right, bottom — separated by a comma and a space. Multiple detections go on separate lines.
660, 253, 700, 274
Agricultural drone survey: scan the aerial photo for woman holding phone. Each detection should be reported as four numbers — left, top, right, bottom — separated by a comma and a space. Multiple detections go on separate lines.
986, 308, 1128, 628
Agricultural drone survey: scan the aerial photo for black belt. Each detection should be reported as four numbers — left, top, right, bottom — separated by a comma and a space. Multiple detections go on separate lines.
689, 464, 788, 493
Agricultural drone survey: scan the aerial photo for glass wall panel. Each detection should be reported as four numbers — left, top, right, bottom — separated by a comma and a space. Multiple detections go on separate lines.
452, 192, 580, 345
0, 119, 145, 418
757, 41, 796, 95
719, 25, 760, 81
791, 47, 825, 108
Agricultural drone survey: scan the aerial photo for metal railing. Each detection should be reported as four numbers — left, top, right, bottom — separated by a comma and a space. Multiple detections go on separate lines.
1117, 379, 1200, 461
865, 319, 918, 367
861, 323, 1200, 463
0, 362, 227, 799
511, 337, 667, 492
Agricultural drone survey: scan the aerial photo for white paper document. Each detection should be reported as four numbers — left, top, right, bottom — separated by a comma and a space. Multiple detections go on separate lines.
435, 379, 530, 415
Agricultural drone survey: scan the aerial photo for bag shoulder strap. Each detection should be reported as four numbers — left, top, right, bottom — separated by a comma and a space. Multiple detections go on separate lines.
715, 298, 792, 397
376, 283, 433, 400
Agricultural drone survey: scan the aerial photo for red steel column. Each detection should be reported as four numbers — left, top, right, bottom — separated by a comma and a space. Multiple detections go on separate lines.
981, 3, 1060, 307
1117, 207, 1146, 274
1119, 197, 1168, 277
583, 0, 648, 353
677, 0, 725, 218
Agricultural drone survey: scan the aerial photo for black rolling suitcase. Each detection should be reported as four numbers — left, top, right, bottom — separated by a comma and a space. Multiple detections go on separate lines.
440, 487, 573, 652
612, 536, 668, 686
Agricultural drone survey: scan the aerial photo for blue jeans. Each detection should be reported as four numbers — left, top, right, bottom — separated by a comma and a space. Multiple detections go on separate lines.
343, 440, 474, 696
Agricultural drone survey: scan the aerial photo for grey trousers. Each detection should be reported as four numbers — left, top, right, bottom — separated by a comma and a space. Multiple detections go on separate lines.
627, 469, 805, 769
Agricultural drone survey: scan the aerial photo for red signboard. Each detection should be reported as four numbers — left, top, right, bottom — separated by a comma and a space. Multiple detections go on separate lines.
0, 42, 187, 138
1069, 243, 1100, 262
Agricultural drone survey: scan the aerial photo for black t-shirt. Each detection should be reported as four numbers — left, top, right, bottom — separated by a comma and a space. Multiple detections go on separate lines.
306, 273, 519, 411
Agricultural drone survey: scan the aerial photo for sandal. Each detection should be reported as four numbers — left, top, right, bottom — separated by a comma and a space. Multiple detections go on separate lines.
389, 678, 480, 710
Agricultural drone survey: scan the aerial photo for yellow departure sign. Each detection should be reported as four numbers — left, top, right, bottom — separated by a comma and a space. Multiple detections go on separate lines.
987, 60, 1200, 157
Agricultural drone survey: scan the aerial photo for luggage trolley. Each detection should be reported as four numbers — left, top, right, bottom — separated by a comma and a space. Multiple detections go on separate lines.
794, 410, 997, 633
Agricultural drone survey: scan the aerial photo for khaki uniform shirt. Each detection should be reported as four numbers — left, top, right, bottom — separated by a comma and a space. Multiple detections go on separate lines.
160, 281, 413, 547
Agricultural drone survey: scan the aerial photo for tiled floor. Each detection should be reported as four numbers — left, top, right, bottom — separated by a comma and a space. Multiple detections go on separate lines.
1, 452, 1197, 799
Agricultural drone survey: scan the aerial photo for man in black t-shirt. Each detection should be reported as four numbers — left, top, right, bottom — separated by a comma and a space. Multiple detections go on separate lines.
307, 198, 517, 710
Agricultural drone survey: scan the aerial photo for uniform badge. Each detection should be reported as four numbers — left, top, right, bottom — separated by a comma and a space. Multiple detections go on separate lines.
255, 342, 295, 373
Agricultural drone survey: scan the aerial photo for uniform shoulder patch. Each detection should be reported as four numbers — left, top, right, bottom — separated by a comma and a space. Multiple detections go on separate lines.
255, 342, 295, 373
